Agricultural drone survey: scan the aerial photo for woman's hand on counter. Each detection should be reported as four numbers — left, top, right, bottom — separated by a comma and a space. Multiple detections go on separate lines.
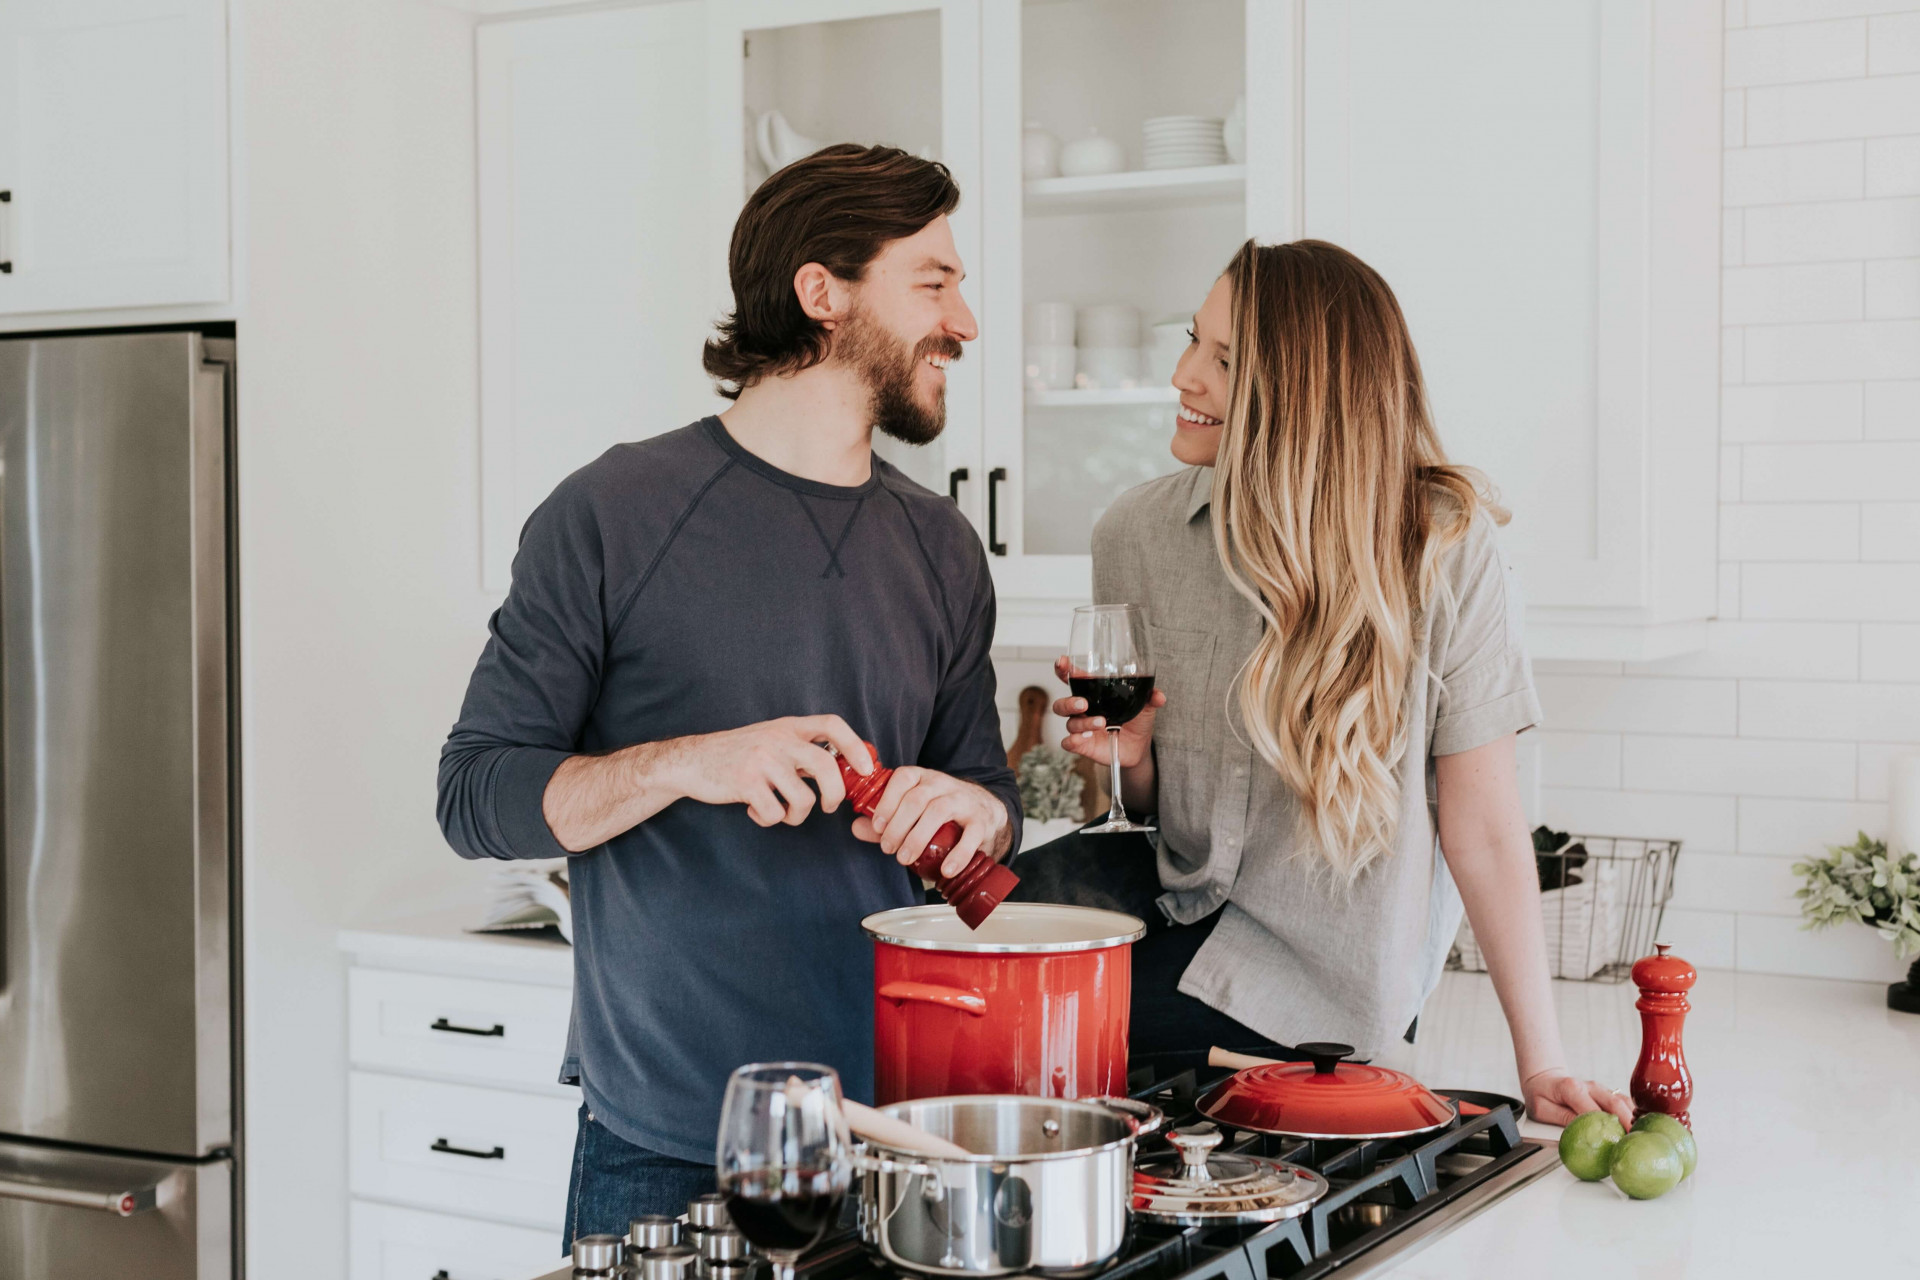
1522, 1068, 1634, 1128
1051, 656, 1166, 767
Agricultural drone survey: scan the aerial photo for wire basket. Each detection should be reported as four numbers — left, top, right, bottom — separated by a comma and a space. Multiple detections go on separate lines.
1450, 834, 1681, 983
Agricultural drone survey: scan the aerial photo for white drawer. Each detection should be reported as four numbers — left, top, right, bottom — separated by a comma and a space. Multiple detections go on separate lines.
349, 1199, 564, 1280
350, 967, 572, 1091
349, 1072, 579, 1229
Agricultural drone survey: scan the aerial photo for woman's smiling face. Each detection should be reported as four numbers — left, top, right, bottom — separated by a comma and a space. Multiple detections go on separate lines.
1170, 273, 1232, 467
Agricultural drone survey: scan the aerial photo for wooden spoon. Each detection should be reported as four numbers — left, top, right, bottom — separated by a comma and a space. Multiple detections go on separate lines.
840, 1098, 973, 1159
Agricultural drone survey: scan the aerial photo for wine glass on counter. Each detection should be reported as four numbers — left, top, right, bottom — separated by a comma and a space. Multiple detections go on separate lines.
716, 1062, 852, 1280
1068, 603, 1156, 834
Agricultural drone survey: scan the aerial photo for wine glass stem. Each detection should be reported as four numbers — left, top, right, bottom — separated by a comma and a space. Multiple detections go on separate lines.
1105, 728, 1128, 825
773, 1264, 797, 1280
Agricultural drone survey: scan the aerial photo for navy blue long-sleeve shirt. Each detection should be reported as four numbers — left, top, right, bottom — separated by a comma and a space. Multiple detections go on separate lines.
437, 417, 1020, 1162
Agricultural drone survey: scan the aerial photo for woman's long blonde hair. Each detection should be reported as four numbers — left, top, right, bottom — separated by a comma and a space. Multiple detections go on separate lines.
1210, 240, 1503, 882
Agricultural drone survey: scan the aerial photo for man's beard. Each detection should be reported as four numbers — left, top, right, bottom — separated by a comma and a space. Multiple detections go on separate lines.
834, 311, 961, 447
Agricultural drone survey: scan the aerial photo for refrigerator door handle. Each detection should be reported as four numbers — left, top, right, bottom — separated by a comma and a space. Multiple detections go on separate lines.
0, 1173, 161, 1216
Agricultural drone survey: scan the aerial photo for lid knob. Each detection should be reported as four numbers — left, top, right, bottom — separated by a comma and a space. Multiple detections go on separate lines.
1167, 1123, 1222, 1181
571, 1233, 624, 1273
1296, 1042, 1355, 1075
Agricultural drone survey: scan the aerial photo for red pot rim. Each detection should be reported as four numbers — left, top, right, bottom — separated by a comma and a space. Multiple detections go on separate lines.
1196, 1044, 1457, 1139
862, 903, 1145, 953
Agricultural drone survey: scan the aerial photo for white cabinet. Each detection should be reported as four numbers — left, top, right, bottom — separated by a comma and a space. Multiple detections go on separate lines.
477, 3, 719, 590
975, 0, 1721, 660
0, 0, 229, 314
350, 1200, 559, 1280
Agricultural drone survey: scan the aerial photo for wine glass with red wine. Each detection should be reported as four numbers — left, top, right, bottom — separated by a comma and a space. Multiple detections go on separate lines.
1068, 603, 1156, 834
716, 1062, 851, 1280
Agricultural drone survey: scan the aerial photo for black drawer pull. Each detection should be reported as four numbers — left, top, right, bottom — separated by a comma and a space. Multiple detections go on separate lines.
433, 1273, 450, 1279
431, 1138, 505, 1160
431, 1017, 504, 1037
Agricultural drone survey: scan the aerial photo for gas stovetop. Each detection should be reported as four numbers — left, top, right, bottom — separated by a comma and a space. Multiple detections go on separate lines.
790, 1065, 1558, 1280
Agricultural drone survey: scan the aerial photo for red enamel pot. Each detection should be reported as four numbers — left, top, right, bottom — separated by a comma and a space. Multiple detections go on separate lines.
862, 904, 1146, 1106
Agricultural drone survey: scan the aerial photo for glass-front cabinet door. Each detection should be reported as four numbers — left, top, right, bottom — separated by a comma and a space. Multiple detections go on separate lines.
706, 0, 985, 523
978, 0, 1287, 644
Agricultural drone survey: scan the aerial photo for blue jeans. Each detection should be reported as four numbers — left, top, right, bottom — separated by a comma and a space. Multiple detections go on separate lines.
563, 1104, 716, 1253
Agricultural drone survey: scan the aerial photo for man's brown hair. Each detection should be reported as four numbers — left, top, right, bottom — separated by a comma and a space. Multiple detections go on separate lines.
703, 144, 960, 398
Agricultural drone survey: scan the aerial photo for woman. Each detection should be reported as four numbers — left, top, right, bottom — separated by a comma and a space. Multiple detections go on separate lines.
1013, 240, 1628, 1126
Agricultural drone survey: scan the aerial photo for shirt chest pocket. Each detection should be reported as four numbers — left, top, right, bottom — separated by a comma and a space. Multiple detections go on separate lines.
1145, 623, 1216, 753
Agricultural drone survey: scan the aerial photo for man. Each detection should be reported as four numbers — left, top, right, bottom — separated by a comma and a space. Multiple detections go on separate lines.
437, 145, 1019, 1244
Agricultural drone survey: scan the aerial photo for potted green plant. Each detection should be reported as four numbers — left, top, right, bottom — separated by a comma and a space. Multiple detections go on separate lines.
1016, 744, 1086, 852
1792, 832, 1920, 1013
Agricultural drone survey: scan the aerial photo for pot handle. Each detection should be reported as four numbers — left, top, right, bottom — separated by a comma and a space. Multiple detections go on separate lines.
848, 1148, 939, 1179
877, 980, 987, 1017
1086, 1096, 1166, 1139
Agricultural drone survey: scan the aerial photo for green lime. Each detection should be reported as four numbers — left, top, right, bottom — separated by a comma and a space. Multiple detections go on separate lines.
1630, 1113, 1697, 1181
1557, 1110, 1625, 1181
1610, 1131, 1683, 1200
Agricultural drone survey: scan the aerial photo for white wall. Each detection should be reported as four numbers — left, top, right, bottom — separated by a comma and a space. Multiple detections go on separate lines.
236, 2, 491, 1276
992, 0, 1920, 986
1531, 0, 1919, 983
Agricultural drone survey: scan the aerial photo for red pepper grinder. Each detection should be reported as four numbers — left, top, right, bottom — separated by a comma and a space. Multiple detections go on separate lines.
835, 741, 1019, 929
1630, 943, 1696, 1127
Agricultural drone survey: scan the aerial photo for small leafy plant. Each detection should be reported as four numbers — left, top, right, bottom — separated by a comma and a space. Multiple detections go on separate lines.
1793, 832, 1920, 960
1016, 744, 1085, 823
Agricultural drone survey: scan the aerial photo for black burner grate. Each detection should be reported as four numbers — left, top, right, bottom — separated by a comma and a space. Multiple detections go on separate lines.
791, 1065, 1556, 1280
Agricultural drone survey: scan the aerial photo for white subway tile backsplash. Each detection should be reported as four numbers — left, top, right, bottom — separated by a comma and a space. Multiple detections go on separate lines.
1668, 852, 1804, 916
1719, 445, 1742, 503
1863, 257, 1920, 318
1541, 788, 1739, 851
1530, 660, 1626, 677
1861, 502, 1920, 558
1740, 441, 1920, 499
1745, 318, 1920, 381
1651, 909, 1740, 970
1750, 0, 1920, 24
1722, 207, 1744, 267
1724, 262, 1864, 323
1722, 327, 1745, 385
1737, 795, 1889, 853
1868, 11, 1920, 73
1744, 197, 1920, 262
1719, 563, 1744, 617
1727, 19, 1867, 85
1734, 912, 1909, 980
1745, 73, 1920, 144
1737, 680, 1920, 740
1727, 0, 1748, 28
1864, 380, 1920, 437
1864, 136, 1920, 196
1623, 735, 1857, 798
1627, 621, 1859, 679
1724, 383, 1863, 441
1743, 562, 1920, 619
1859, 741, 1920, 798
1536, 731, 1622, 789
1719, 502, 1860, 560
1725, 89, 1746, 150
1535, 676, 1739, 736
1725, 140, 1864, 206
1860, 623, 1920, 679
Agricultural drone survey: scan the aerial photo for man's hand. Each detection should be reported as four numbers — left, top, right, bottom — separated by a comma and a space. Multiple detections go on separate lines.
675, 715, 873, 828
1052, 654, 1166, 767
850, 767, 1011, 877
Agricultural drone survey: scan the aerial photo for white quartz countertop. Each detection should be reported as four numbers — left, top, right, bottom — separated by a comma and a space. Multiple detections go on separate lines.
1374, 966, 1920, 1277
338, 904, 572, 985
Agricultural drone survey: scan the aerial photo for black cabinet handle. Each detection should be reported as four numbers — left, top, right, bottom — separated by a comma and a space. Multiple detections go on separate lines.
431, 1017, 504, 1037
433, 1272, 450, 1279
431, 1138, 505, 1160
986, 467, 1007, 556
1, 189, 12, 274
947, 467, 968, 503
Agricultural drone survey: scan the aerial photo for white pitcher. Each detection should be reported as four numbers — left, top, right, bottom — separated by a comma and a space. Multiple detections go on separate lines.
754, 109, 824, 173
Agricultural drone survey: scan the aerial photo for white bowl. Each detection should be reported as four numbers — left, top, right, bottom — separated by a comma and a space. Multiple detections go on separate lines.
1075, 303, 1140, 348
1075, 346, 1141, 389
1059, 130, 1126, 177
1024, 344, 1077, 392
1026, 301, 1076, 345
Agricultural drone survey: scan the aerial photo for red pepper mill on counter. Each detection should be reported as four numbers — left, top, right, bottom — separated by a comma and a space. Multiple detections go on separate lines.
835, 742, 1020, 929
1630, 943, 1696, 1127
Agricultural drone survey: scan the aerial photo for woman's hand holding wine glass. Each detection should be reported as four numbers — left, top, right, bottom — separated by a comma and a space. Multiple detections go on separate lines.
1052, 653, 1166, 767
1062, 604, 1159, 834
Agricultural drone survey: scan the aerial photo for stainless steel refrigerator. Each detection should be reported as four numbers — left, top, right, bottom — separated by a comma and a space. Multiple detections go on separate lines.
0, 331, 237, 1279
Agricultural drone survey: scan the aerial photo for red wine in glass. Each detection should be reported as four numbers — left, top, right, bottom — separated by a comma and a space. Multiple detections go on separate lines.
1068, 604, 1156, 835
721, 1167, 843, 1254
1068, 675, 1156, 726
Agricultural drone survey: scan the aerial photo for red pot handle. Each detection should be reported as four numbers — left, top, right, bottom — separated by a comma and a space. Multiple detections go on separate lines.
877, 980, 987, 1017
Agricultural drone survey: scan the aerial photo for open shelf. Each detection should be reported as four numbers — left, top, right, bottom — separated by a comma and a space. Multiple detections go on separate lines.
1026, 386, 1180, 408
1024, 164, 1246, 216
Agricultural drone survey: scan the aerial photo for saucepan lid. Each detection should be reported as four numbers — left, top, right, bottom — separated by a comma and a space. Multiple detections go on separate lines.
1196, 1043, 1457, 1140
861, 903, 1145, 953
1131, 1124, 1328, 1225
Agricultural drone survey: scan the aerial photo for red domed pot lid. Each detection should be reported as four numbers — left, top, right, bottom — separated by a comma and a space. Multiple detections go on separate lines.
1196, 1043, 1457, 1140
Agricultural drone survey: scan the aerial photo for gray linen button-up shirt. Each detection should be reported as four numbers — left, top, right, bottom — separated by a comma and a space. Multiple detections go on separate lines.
1093, 466, 1542, 1057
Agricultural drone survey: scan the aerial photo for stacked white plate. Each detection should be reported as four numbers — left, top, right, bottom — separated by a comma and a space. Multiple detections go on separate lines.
1142, 116, 1227, 170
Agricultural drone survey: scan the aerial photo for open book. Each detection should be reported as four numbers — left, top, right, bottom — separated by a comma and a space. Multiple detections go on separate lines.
470, 857, 572, 943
